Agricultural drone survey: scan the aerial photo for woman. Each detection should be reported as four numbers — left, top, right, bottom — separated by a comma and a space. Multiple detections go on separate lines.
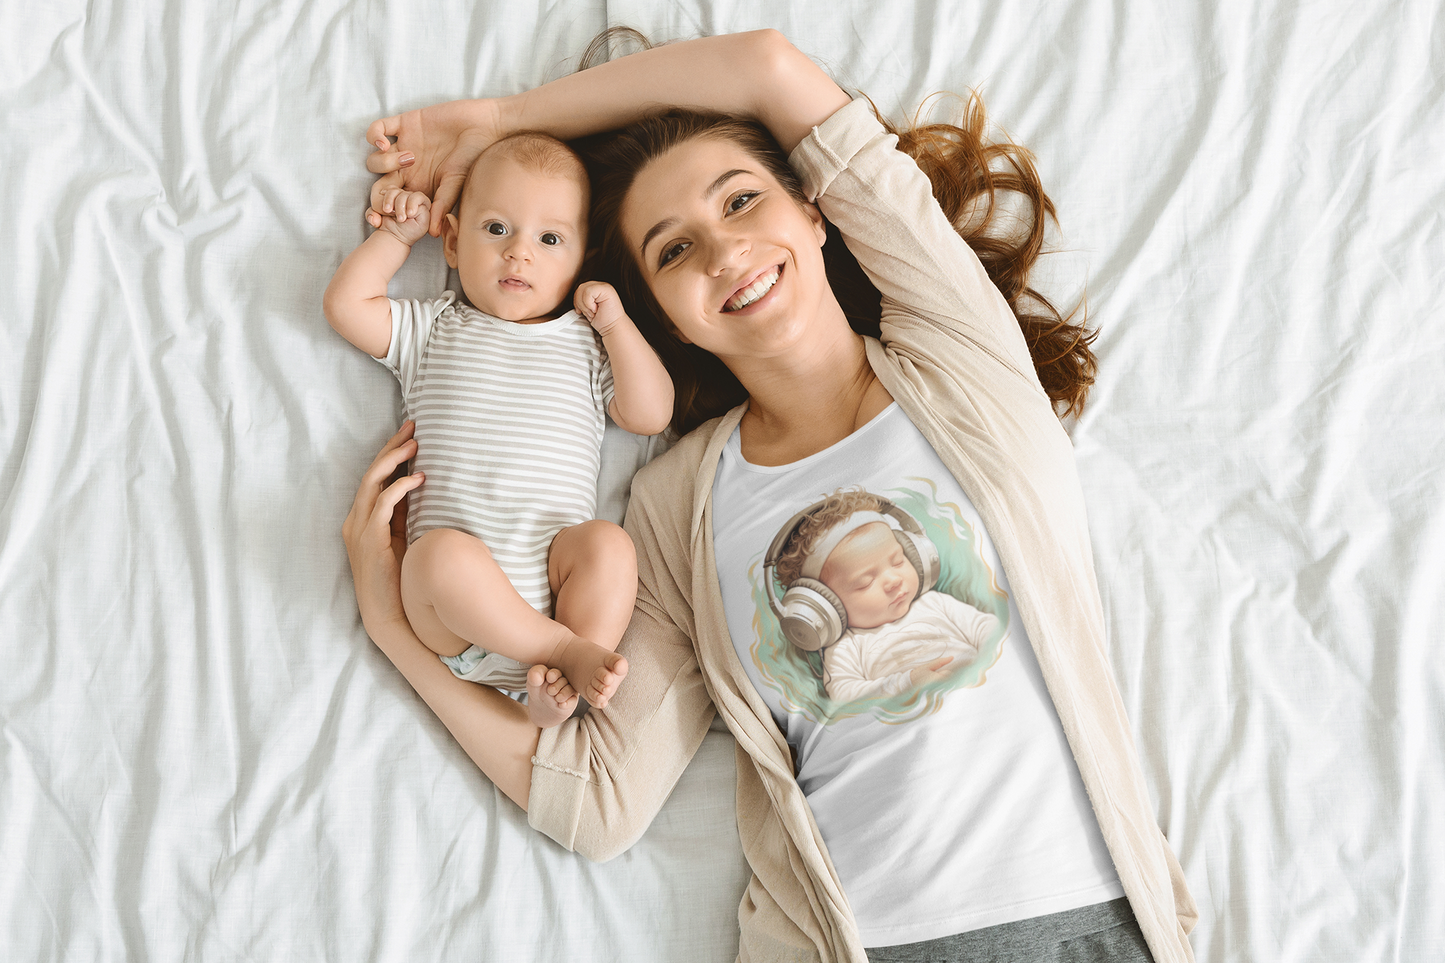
343, 29, 1196, 963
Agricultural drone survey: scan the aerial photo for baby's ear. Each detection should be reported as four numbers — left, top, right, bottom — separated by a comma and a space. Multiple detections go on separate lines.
441, 213, 460, 268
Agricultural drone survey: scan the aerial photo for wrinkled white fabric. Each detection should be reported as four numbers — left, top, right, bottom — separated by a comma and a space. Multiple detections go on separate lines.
2, 1, 1442, 961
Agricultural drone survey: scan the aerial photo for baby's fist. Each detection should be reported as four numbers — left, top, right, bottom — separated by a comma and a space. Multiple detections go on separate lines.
574, 280, 626, 335
367, 188, 431, 246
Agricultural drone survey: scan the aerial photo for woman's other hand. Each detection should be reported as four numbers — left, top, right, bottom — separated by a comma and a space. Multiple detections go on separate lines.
342, 421, 424, 636
366, 100, 502, 238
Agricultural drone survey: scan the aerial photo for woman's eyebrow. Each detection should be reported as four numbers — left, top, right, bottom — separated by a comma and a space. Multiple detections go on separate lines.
639, 169, 756, 261
704, 168, 751, 199
640, 218, 678, 261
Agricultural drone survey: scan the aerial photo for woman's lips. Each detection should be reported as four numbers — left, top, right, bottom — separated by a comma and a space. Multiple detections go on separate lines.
722, 263, 783, 312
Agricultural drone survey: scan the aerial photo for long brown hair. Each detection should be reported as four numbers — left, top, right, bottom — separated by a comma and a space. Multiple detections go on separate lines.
575, 29, 1096, 436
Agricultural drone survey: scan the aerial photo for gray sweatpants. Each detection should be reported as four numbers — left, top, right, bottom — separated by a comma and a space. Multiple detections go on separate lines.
864, 898, 1154, 963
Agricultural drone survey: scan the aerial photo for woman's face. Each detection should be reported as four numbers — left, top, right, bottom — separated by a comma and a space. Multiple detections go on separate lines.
619, 136, 830, 364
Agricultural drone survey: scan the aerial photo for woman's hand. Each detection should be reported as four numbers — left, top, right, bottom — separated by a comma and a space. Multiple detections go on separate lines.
342, 421, 425, 637
366, 100, 502, 238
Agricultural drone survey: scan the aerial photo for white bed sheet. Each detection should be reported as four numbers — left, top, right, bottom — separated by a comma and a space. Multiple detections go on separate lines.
3, 1, 1441, 961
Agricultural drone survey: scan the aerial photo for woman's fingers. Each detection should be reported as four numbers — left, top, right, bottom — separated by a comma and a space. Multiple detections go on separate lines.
366, 115, 401, 144
344, 423, 416, 545
358, 424, 417, 505
365, 117, 403, 173
430, 169, 466, 236
366, 422, 417, 482
372, 471, 424, 538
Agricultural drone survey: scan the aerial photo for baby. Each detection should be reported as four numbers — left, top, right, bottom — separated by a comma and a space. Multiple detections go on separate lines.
324, 131, 674, 726
776, 491, 999, 704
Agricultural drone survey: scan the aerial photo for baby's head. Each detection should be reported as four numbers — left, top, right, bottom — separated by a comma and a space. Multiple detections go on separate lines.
442, 132, 590, 323
777, 490, 922, 631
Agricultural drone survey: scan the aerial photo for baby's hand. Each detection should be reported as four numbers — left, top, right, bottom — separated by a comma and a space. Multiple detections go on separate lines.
574, 280, 627, 336
909, 656, 955, 688
366, 188, 431, 246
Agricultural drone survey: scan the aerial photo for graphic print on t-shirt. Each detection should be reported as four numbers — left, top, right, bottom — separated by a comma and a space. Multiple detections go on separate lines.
749, 478, 1010, 725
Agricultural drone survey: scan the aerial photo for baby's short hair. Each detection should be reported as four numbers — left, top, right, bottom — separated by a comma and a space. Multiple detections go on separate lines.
460, 131, 590, 212
775, 488, 890, 586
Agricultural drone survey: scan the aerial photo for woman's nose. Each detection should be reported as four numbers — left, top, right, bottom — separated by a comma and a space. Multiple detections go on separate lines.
705, 230, 750, 276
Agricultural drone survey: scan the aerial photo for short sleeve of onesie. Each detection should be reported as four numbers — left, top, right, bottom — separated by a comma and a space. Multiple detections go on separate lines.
379, 292, 457, 398
596, 350, 616, 413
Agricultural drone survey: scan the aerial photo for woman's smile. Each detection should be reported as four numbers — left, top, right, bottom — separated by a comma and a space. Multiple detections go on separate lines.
722, 263, 783, 313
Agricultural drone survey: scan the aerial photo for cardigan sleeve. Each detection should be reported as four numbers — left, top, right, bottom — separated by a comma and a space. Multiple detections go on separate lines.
526, 450, 718, 861
788, 98, 1045, 398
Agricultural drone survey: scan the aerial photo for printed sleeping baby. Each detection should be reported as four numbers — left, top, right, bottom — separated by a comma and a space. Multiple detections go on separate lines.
324, 132, 674, 727
776, 490, 1000, 704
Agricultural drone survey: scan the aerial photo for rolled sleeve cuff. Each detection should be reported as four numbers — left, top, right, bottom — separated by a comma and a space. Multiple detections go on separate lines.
526, 728, 590, 850
788, 97, 895, 201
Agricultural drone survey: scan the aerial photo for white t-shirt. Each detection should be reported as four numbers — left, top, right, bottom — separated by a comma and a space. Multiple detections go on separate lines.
710, 403, 1123, 946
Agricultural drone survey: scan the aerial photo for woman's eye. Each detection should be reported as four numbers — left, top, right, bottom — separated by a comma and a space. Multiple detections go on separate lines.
728, 191, 758, 212
540, 233, 561, 246
485, 222, 507, 236
659, 241, 688, 267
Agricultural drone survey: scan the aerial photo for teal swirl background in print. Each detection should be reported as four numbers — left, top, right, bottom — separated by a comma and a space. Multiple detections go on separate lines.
747, 479, 1010, 725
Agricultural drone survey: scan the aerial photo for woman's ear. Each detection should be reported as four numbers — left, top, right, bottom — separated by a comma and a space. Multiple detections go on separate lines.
442, 212, 461, 268
803, 199, 826, 247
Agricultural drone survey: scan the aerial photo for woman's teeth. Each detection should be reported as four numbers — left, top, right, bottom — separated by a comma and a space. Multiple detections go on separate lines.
725, 268, 779, 311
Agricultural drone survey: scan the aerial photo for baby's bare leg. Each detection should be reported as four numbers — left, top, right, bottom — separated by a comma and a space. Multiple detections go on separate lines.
529, 521, 634, 716
401, 527, 572, 664
549, 520, 638, 650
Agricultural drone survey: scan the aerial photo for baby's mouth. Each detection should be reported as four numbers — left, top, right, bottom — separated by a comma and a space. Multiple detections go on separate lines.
500, 277, 530, 291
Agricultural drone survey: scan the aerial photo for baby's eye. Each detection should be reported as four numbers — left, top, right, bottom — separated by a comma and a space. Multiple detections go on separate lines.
540, 232, 562, 246
728, 191, 759, 213
659, 241, 688, 267
485, 222, 507, 236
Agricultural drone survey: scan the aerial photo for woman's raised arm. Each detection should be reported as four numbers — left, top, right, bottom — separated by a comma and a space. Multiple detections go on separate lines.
367, 29, 852, 235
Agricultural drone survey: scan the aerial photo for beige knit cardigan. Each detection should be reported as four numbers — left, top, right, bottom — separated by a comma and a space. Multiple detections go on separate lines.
528, 98, 1198, 963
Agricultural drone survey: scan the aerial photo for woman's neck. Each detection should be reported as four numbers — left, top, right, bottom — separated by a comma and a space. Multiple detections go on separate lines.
732, 326, 894, 467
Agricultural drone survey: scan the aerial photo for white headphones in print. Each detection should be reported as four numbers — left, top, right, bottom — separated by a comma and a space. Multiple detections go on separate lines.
763, 497, 940, 652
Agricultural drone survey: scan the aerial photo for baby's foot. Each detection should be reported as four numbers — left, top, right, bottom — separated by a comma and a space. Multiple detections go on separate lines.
526, 664, 578, 728
549, 637, 629, 709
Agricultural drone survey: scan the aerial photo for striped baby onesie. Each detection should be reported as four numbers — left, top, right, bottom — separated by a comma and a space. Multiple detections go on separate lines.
379, 293, 615, 683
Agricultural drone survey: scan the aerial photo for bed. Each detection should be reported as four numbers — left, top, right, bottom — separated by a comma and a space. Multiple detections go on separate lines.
3, 1, 1441, 960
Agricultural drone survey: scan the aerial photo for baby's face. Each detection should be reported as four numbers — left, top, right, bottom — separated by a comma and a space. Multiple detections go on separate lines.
818, 522, 919, 630
444, 154, 587, 323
